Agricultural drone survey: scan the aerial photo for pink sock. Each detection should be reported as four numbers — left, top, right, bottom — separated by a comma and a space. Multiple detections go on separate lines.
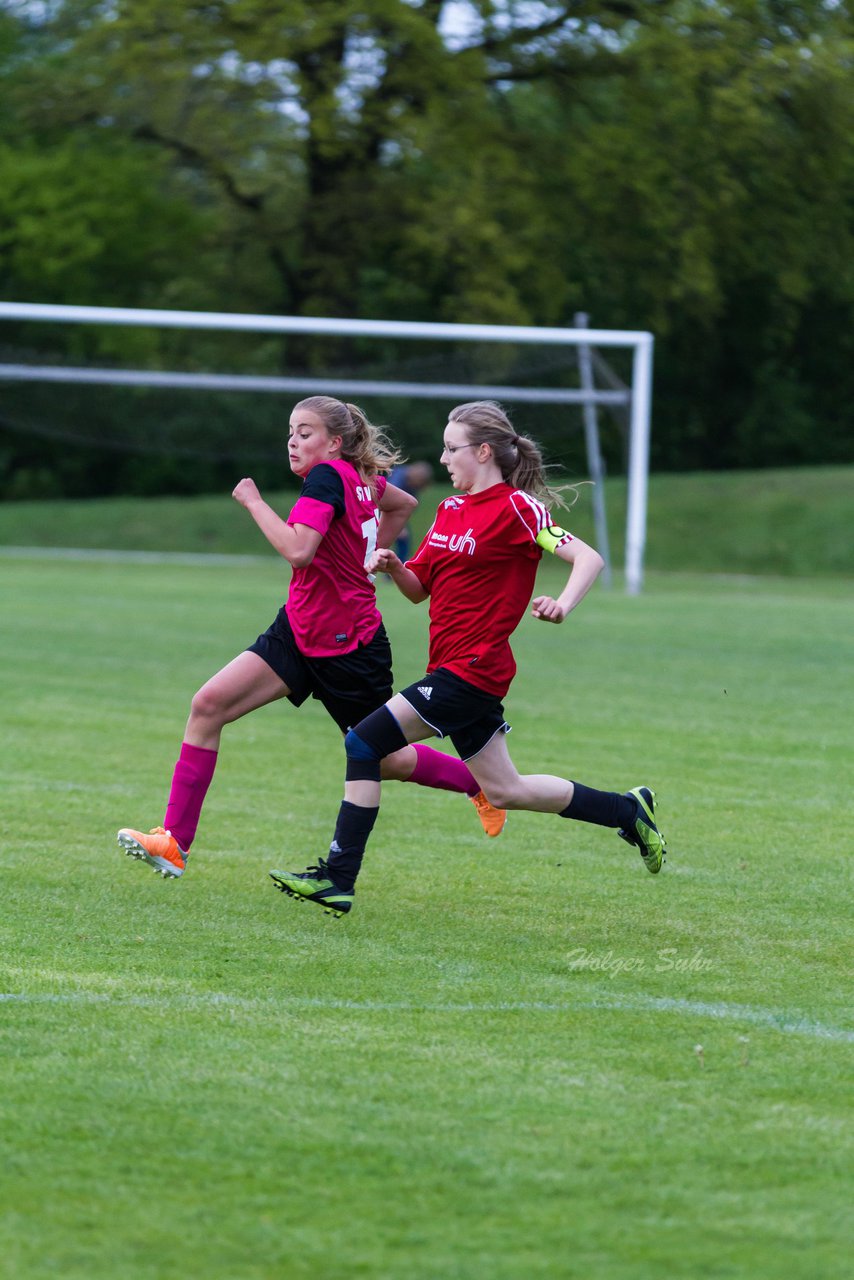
408, 744, 479, 796
163, 742, 218, 852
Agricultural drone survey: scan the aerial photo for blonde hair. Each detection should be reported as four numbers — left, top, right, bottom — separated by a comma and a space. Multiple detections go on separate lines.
294, 396, 402, 481
448, 400, 577, 510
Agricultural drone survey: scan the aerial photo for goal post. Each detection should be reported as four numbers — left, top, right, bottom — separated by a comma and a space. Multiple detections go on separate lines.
0, 301, 654, 593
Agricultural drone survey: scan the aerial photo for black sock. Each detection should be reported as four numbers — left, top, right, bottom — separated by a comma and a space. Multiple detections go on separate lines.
560, 782, 636, 829
325, 800, 379, 891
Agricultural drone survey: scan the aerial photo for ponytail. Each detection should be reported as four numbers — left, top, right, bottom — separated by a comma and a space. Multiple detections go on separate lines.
293, 396, 403, 486
343, 402, 402, 479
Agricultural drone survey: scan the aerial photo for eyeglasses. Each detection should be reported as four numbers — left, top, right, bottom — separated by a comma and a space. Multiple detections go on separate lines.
441, 443, 477, 457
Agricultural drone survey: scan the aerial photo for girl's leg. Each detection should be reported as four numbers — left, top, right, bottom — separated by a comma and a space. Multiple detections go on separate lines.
464, 733, 665, 872
312, 695, 435, 894
124, 652, 289, 861
465, 732, 636, 826
165, 651, 289, 849
184, 650, 290, 751
343, 694, 438, 809
380, 744, 507, 838
380, 743, 476, 792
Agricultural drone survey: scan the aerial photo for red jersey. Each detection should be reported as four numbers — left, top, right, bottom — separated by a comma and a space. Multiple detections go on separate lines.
285, 460, 387, 658
407, 482, 568, 696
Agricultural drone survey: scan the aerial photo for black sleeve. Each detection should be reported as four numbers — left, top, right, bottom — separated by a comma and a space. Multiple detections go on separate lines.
300, 463, 346, 519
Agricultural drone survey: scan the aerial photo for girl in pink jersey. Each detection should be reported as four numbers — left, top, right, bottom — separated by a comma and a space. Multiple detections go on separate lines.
117, 396, 504, 879
271, 399, 666, 917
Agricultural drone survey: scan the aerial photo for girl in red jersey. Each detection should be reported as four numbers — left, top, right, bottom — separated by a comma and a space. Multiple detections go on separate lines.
271, 399, 666, 917
117, 396, 504, 879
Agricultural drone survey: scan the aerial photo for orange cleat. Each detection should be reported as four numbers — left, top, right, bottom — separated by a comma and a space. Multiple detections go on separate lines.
117, 826, 187, 879
470, 790, 507, 838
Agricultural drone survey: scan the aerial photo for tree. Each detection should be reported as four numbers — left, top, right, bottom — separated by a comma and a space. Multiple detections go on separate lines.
1, 0, 852, 493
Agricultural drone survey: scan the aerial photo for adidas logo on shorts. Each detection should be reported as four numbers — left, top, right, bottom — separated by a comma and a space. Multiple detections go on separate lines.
417, 685, 433, 700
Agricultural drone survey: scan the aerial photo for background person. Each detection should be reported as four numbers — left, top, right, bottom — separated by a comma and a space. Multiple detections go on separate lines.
388, 459, 434, 561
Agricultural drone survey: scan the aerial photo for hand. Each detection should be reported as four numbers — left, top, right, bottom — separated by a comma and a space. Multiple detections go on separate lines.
232, 477, 261, 508
366, 547, 400, 575
531, 595, 568, 624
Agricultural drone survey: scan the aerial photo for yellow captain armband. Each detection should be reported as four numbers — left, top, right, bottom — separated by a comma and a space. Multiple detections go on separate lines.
536, 524, 574, 555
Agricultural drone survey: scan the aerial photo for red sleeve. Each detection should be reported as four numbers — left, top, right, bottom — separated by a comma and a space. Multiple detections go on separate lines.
509, 490, 551, 546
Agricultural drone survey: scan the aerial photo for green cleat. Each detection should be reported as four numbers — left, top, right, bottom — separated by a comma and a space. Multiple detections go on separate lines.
618, 786, 666, 874
269, 858, 354, 917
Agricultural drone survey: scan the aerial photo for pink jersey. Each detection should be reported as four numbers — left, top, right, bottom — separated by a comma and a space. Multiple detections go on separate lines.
285, 460, 387, 658
407, 482, 568, 697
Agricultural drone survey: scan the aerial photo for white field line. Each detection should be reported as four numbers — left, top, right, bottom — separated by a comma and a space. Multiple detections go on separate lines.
0, 545, 270, 566
1, 989, 851, 1042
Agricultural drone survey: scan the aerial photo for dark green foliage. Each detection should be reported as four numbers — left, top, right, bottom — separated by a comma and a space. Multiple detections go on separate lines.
1, 1, 852, 497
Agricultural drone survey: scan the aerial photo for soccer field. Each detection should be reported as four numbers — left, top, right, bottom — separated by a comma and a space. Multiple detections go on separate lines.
1, 552, 851, 1279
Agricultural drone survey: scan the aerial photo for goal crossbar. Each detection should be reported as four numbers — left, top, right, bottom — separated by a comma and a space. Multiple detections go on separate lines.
0, 363, 630, 406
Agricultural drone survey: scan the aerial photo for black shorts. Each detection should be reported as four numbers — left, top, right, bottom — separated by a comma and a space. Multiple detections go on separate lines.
398, 667, 510, 762
247, 608, 394, 733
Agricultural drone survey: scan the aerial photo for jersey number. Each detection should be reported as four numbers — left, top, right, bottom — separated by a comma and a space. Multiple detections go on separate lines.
361, 513, 379, 571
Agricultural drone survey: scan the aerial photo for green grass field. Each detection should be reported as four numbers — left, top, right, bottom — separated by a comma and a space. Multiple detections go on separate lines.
1, 541, 851, 1279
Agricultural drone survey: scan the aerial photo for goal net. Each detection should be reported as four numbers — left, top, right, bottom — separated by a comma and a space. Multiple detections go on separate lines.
0, 302, 653, 593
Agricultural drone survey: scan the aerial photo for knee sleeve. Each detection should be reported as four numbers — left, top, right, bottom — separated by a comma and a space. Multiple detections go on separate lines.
344, 707, 409, 782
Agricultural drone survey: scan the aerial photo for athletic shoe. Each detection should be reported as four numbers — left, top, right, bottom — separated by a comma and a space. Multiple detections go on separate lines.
269, 858, 353, 918
117, 826, 187, 879
618, 787, 666, 874
470, 790, 507, 838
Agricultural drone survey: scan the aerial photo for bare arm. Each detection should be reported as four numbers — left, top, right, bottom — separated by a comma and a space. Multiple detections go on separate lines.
366, 547, 429, 603
531, 536, 604, 623
232, 478, 323, 568
376, 481, 418, 550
